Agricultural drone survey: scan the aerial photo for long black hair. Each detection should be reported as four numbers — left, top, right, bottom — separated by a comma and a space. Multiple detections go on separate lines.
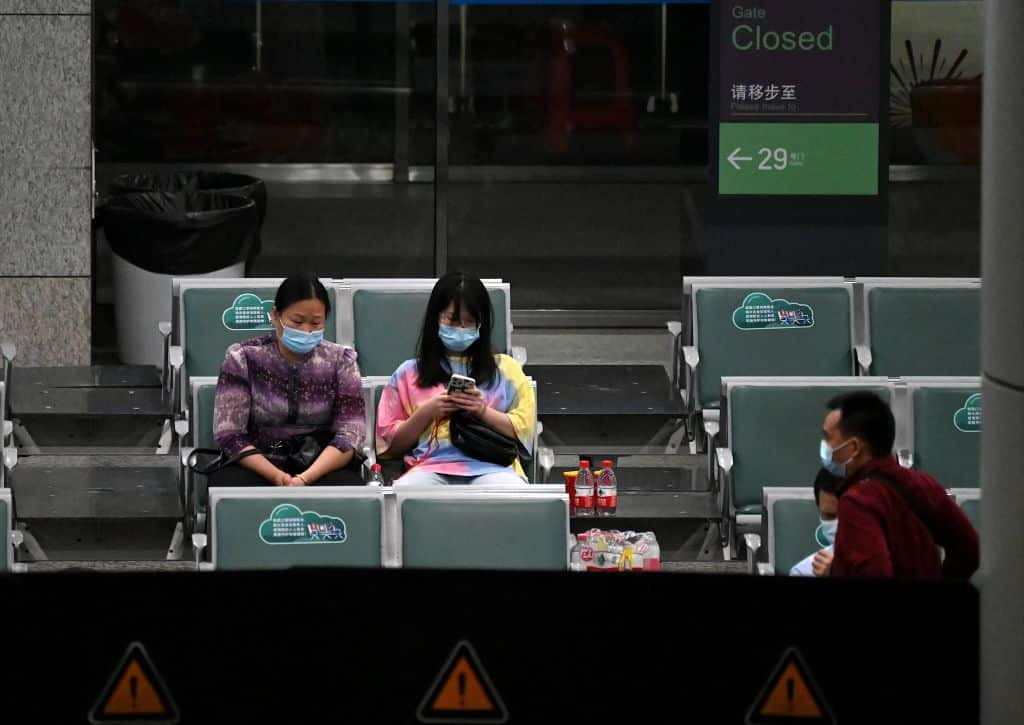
416, 272, 498, 388
274, 274, 331, 317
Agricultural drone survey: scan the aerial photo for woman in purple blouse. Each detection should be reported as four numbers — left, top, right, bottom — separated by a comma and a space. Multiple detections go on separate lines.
211, 274, 366, 486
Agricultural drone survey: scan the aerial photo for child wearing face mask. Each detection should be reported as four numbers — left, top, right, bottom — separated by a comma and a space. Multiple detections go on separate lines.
789, 468, 843, 577
376, 273, 536, 486
210, 274, 366, 487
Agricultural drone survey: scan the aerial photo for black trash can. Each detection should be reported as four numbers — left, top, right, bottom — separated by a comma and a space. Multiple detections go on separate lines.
99, 191, 259, 366
108, 171, 267, 265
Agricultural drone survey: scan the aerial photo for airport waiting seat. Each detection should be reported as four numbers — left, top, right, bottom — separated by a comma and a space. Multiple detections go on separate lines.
950, 488, 981, 533
169, 278, 337, 415
902, 378, 981, 488
761, 487, 821, 576
200, 488, 384, 571
678, 278, 855, 444
335, 279, 512, 378
180, 377, 218, 533
715, 377, 893, 550
856, 278, 980, 377
395, 486, 569, 570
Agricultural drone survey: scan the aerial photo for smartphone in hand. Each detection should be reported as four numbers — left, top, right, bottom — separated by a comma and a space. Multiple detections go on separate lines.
446, 374, 476, 394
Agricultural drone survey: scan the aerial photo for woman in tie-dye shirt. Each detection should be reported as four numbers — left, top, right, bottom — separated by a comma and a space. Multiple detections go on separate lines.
377, 273, 535, 485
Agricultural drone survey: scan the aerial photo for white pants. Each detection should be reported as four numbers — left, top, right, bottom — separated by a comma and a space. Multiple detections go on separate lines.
393, 470, 527, 488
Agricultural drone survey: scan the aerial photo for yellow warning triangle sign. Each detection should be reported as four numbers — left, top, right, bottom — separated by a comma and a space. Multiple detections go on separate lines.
746, 648, 834, 724
89, 642, 179, 724
417, 640, 508, 724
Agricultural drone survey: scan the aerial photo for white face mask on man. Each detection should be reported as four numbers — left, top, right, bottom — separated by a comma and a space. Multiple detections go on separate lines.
819, 438, 854, 478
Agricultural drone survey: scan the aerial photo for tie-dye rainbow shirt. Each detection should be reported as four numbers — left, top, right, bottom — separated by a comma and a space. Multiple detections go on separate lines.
376, 354, 536, 479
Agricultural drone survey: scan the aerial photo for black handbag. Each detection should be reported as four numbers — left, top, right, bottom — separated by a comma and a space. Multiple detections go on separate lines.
188, 430, 340, 476
449, 412, 520, 467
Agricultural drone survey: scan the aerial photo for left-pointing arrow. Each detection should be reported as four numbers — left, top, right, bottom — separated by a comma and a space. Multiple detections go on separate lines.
728, 147, 753, 170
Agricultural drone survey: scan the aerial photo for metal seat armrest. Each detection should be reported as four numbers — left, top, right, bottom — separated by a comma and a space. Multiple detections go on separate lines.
666, 321, 683, 388
3, 446, 17, 470
715, 447, 734, 474
898, 448, 914, 468
191, 533, 208, 569
682, 345, 699, 373
511, 345, 528, 365
756, 563, 774, 576
159, 321, 173, 391
854, 345, 873, 376
743, 533, 762, 575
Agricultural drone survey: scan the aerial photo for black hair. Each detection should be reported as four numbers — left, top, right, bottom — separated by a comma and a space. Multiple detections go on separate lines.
825, 391, 895, 458
813, 468, 843, 505
416, 272, 498, 388
274, 274, 331, 318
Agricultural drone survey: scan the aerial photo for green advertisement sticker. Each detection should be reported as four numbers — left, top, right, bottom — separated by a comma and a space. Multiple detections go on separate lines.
732, 292, 814, 331
259, 504, 348, 545
222, 293, 274, 331
953, 393, 982, 433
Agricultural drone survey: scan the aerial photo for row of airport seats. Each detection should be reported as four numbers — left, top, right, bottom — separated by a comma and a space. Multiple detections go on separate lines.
167, 277, 541, 537
184, 374, 541, 536
191, 484, 570, 571
752, 487, 981, 576
713, 376, 981, 553
672, 277, 980, 447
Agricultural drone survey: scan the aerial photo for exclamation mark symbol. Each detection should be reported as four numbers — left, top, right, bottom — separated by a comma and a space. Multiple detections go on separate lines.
458, 672, 467, 708
130, 675, 139, 711
786, 677, 795, 713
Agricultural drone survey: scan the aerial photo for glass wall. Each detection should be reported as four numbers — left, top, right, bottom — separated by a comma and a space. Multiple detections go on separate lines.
92, 0, 983, 317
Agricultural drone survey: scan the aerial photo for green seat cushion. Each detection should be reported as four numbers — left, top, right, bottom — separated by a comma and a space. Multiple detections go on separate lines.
696, 287, 852, 409
353, 288, 508, 378
730, 384, 891, 512
868, 288, 980, 376
401, 499, 566, 570
214, 496, 382, 570
772, 498, 822, 575
913, 387, 981, 488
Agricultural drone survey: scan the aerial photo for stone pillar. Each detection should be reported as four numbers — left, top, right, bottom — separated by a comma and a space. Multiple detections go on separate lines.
0, 1, 91, 366
981, 0, 1024, 722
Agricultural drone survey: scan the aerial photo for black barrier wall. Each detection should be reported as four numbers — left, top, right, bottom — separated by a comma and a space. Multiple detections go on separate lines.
0, 569, 977, 724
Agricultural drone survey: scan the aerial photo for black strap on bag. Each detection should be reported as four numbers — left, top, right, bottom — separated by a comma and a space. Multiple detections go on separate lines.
842, 468, 940, 544
186, 447, 263, 476
187, 430, 357, 477
449, 412, 520, 467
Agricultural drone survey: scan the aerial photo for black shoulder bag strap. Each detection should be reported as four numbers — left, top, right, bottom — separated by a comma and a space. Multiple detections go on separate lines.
843, 468, 940, 544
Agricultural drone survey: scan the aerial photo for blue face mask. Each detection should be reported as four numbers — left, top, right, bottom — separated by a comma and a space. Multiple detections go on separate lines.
815, 518, 838, 548
280, 324, 323, 355
439, 324, 480, 353
819, 438, 853, 478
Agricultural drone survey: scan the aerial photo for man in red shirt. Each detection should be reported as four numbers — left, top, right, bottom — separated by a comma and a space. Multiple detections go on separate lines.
819, 391, 979, 578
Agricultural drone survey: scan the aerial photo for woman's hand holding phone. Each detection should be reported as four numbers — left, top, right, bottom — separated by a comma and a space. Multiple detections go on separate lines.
450, 385, 487, 417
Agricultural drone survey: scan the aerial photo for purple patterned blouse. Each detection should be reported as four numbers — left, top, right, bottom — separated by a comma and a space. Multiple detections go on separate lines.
213, 335, 366, 457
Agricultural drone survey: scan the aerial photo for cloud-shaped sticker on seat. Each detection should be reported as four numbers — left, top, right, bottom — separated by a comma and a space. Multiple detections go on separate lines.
732, 292, 814, 331
259, 503, 347, 545
222, 293, 274, 331
953, 393, 982, 433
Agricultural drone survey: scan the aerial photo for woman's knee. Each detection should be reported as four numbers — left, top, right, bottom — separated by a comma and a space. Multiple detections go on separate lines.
470, 472, 528, 487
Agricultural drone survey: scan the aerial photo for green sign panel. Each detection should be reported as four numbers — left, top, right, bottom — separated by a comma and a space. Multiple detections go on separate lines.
718, 123, 878, 196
